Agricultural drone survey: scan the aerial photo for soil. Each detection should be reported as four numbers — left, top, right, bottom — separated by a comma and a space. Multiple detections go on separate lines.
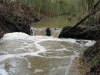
81, 40, 100, 75
59, 26, 100, 75
0, 3, 41, 38
59, 26, 100, 40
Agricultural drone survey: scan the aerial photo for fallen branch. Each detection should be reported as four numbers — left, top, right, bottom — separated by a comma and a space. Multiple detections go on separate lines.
67, 24, 100, 36
61, 8, 100, 36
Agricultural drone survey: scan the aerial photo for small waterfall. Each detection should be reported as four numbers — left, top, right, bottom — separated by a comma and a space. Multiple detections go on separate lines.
51, 28, 61, 37
31, 27, 61, 37
30, 28, 33, 35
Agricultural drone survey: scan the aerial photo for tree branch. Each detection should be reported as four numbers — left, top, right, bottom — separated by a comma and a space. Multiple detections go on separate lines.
61, 7, 100, 36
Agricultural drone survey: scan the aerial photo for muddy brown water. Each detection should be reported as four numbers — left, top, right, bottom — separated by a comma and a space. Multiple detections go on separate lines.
0, 16, 95, 75
0, 33, 95, 75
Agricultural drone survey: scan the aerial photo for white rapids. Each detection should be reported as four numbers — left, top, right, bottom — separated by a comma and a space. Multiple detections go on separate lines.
0, 32, 96, 75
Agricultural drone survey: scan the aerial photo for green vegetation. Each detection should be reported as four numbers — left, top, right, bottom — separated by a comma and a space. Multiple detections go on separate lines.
0, 0, 84, 18
93, 58, 99, 66
1, 0, 99, 21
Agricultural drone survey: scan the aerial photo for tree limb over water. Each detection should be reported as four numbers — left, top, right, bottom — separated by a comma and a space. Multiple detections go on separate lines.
59, 7, 100, 40
65, 8, 100, 32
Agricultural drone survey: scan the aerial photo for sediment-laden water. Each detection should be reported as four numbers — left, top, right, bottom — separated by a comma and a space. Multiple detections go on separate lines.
0, 32, 95, 75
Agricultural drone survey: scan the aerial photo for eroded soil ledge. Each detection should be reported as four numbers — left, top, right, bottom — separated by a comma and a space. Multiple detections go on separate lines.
0, 3, 41, 38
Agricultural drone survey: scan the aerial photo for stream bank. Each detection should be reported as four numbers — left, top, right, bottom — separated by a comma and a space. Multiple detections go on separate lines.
79, 40, 100, 75
59, 23, 100, 75
0, 3, 41, 38
58, 9, 100, 74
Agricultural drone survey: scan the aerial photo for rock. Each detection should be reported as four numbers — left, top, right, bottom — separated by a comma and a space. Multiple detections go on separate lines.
45, 28, 51, 36
0, 4, 34, 39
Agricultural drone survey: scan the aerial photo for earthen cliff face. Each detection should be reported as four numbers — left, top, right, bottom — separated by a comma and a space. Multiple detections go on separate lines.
0, 4, 35, 38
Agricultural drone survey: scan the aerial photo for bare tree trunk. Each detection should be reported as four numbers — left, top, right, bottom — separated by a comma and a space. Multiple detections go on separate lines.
61, 7, 100, 36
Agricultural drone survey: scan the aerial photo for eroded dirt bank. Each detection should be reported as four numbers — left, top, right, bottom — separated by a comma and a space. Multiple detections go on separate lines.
59, 26, 100, 40
59, 26, 100, 75
80, 40, 100, 75
0, 3, 37, 38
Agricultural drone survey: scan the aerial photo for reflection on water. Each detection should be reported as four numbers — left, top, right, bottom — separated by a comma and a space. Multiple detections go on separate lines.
0, 32, 96, 75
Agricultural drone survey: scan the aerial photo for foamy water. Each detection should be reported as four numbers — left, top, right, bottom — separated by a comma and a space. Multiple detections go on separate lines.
0, 32, 96, 75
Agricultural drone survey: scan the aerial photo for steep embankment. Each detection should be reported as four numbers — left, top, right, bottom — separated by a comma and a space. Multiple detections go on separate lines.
0, 4, 36, 38
59, 26, 100, 74
79, 40, 100, 75
59, 9, 100, 73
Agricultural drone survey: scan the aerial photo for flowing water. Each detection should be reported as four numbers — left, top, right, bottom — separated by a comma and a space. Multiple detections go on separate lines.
0, 16, 96, 75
